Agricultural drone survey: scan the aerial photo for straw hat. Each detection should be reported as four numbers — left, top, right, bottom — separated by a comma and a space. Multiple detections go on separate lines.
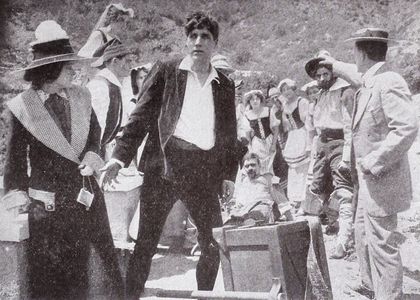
18, 20, 88, 71
277, 78, 296, 91
300, 80, 318, 93
345, 28, 393, 43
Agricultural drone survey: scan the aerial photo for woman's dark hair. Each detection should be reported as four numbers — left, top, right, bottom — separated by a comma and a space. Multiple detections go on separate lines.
355, 41, 387, 62
184, 11, 219, 42
23, 62, 66, 90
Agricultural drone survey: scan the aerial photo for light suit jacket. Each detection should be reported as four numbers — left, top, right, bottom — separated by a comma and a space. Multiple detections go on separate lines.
351, 62, 418, 217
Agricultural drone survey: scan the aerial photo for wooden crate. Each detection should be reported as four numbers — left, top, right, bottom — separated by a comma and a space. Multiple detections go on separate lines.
213, 220, 315, 300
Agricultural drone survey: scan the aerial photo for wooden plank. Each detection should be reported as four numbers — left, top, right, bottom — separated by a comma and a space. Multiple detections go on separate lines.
213, 227, 235, 291
214, 221, 313, 299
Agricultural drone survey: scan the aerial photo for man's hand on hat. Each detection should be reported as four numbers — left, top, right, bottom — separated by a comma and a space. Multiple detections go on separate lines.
318, 54, 338, 68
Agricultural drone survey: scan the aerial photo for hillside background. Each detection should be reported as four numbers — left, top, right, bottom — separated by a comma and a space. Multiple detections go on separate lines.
1, 0, 420, 172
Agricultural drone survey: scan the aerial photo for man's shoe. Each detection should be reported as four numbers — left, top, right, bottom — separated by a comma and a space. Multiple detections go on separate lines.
347, 283, 375, 299
329, 243, 347, 259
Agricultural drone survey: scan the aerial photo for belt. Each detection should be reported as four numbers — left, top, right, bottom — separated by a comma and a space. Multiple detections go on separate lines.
28, 188, 55, 211
319, 129, 344, 142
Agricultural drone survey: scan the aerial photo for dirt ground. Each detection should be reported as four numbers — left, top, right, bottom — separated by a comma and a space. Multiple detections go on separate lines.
139, 205, 420, 300
140, 149, 420, 300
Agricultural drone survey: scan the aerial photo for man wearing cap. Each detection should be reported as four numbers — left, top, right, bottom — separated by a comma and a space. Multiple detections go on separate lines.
100, 11, 238, 298
304, 50, 355, 259
86, 39, 135, 159
320, 28, 418, 299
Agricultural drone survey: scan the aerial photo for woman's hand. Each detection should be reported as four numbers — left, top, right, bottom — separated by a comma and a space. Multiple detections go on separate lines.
79, 164, 94, 176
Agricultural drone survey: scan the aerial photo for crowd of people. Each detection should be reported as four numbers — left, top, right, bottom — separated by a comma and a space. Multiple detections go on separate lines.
2, 3, 419, 300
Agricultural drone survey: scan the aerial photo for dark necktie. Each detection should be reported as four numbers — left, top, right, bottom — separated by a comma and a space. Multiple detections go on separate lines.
44, 93, 72, 143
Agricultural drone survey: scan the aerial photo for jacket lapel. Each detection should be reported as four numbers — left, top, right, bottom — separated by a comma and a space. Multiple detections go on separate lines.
176, 68, 187, 110
7, 89, 81, 164
352, 87, 372, 129
67, 87, 91, 156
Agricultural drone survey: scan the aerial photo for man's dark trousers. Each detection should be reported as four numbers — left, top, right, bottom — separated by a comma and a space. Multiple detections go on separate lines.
126, 137, 223, 298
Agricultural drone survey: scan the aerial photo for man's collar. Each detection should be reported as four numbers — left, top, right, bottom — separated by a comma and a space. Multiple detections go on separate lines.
96, 68, 123, 88
324, 77, 350, 92
179, 55, 219, 85
362, 61, 385, 85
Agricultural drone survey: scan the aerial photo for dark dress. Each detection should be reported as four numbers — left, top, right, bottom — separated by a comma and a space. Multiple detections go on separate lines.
3, 87, 123, 299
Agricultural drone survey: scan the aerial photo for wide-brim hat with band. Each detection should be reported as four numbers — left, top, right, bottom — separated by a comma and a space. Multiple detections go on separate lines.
91, 38, 134, 68
305, 49, 332, 79
17, 20, 89, 72
345, 27, 394, 43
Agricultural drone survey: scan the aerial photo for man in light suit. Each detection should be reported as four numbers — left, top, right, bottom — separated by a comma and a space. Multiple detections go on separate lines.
100, 11, 238, 299
320, 28, 418, 299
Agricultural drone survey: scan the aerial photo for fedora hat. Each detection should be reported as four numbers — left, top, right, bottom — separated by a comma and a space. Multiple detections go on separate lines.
305, 50, 332, 79
345, 28, 393, 43
211, 54, 235, 74
17, 20, 88, 71
91, 38, 133, 68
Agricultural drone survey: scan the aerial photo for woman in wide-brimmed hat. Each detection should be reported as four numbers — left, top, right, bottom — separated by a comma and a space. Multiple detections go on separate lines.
3, 20, 123, 299
242, 89, 280, 175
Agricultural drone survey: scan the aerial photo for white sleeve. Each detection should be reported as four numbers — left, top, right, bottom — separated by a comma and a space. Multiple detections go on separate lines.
78, 31, 104, 58
86, 79, 110, 139
270, 106, 281, 128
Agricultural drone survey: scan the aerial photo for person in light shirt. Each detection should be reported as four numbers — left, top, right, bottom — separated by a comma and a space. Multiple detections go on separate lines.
226, 153, 293, 225
318, 28, 418, 300
86, 39, 135, 160
304, 50, 355, 259
100, 11, 239, 299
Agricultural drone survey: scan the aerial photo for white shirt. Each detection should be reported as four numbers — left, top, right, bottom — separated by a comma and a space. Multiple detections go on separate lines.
86, 68, 123, 139
173, 56, 218, 150
78, 26, 112, 58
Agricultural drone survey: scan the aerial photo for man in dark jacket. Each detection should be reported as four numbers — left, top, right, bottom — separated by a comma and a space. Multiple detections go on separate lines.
101, 11, 238, 299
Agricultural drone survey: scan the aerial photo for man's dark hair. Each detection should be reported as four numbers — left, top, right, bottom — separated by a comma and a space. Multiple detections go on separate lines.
242, 152, 261, 165
23, 62, 66, 90
355, 41, 387, 62
184, 11, 219, 42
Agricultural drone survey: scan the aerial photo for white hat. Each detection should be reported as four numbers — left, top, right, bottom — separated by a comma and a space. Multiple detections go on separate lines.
277, 78, 296, 91
211, 54, 234, 74
30, 20, 69, 46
